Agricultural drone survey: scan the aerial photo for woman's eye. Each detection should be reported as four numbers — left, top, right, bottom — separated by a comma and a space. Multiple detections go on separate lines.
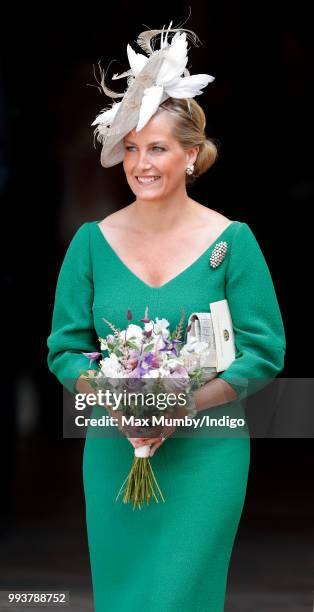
125, 146, 165, 152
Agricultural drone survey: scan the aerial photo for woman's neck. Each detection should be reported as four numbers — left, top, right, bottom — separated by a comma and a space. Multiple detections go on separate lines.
130, 194, 198, 235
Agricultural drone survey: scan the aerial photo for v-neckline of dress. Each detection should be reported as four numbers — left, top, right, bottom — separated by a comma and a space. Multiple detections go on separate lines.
93, 219, 238, 291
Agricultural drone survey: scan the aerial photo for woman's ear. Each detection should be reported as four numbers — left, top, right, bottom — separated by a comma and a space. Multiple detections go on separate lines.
186, 145, 199, 166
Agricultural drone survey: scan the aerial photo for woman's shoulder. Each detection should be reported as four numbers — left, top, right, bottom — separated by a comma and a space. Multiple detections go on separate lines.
194, 205, 256, 252
189, 200, 228, 221
96, 205, 133, 231
92, 203, 248, 244
190, 201, 243, 236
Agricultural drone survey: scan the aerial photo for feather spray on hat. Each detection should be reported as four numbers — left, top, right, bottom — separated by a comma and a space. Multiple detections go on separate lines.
91, 20, 215, 167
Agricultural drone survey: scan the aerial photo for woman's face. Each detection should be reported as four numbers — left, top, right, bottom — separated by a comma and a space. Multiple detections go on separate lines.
123, 110, 199, 201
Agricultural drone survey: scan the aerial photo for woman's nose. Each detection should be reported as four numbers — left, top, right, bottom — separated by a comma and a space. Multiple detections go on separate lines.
136, 151, 152, 169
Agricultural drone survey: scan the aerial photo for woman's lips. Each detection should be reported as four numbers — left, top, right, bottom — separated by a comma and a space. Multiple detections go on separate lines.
136, 176, 161, 185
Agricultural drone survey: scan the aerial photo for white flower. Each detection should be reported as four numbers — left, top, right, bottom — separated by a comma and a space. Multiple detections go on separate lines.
166, 357, 185, 371
191, 341, 209, 354
119, 324, 143, 348
159, 352, 170, 366
99, 353, 123, 378
180, 335, 197, 353
142, 369, 160, 379
158, 366, 172, 377
199, 348, 217, 369
100, 334, 114, 351
180, 353, 200, 373
180, 336, 208, 356
180, 336, 217, 373
144, 321, 154, 333
153, 317, 170, 338
144, 318, 170, 338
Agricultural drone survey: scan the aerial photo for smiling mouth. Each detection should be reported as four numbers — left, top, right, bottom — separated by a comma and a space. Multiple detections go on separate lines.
136, 176, 161, 185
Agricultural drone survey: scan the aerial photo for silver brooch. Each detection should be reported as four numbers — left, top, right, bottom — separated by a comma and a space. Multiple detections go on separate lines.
209, 241, 228, 268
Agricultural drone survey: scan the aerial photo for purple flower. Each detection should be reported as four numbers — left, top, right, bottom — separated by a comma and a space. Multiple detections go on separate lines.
163, 366, 190, 393
82, 351, 102, 368
140, 306, 151, 324
159, 337, 182, 357
128, 365, 150, 378
124, 376, 143, 392
144, 352, 154, 366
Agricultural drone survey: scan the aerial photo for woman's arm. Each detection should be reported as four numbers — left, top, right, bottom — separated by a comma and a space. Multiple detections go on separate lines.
47, 230, 142, 450
149, 223, 286, 453
193, 378, 238, 412
47, 223, 99, 394
194, 222, 286, 410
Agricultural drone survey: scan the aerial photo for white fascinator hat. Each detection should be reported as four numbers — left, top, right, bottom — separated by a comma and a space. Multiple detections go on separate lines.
91, 20, 215, 168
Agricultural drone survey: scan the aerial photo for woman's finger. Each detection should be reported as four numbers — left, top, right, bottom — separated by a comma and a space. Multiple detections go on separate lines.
128, 437, 146, 448
149, 438, 165, 456
134, 437, 161, 446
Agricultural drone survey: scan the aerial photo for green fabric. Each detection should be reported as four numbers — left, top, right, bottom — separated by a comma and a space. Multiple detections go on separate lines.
47, 219, 286, 611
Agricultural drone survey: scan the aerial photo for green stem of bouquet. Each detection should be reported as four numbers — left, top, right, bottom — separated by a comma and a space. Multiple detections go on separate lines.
115, 457, 166, 510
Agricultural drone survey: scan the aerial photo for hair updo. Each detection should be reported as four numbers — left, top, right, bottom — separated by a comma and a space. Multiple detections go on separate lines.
156, 97, 219, 185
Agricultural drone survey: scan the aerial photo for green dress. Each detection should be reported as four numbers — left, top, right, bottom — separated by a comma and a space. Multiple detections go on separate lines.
47, 219, 286, 611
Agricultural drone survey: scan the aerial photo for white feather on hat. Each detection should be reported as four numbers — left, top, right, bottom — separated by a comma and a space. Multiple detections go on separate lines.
91, 20, 215, 167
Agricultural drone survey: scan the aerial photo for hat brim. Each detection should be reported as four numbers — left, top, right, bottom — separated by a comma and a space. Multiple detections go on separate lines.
99, 52, 169, 168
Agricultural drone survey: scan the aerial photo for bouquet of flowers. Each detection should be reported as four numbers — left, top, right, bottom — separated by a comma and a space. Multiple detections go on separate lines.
81, 306, 217, 510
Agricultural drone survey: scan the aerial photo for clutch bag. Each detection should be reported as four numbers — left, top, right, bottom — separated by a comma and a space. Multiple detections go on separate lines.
186, 299, 236, 375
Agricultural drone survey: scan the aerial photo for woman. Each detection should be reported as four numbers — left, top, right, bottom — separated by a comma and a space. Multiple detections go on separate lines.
47, 23, 286, 611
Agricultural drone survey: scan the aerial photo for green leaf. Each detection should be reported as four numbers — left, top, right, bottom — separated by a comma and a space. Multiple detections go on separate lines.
79, 370, 89, 377
144, 343, 155, 352
126, 341, 138, 349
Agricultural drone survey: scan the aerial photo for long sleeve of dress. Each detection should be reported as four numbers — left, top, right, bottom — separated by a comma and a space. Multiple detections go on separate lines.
47, 222, 99, 394
216, 222, 286, 400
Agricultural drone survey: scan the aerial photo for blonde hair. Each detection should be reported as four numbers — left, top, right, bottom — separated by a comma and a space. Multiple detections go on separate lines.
157, 97, 219, 184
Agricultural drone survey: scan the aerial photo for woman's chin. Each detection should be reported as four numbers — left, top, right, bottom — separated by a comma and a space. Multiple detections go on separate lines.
129, 177, 165, 197
134, 187, 166, 200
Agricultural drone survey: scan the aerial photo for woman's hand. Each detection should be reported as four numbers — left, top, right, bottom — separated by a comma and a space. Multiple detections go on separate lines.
75, 371, 99, 396
104, 404, 151, 451
134, 404, 190, 457
76, 374, 192, 455
76, 375, 141, 449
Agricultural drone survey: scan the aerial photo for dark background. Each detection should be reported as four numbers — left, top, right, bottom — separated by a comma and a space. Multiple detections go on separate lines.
0, 2, 313, 610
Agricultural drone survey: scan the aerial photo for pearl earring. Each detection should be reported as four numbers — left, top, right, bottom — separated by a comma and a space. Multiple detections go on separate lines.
186, 164, 194, 175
